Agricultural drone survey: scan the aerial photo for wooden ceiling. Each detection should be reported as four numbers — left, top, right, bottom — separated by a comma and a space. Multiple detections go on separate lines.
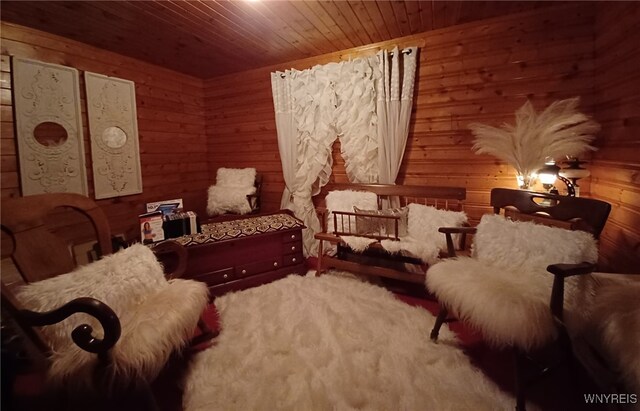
1, 1, 564, 79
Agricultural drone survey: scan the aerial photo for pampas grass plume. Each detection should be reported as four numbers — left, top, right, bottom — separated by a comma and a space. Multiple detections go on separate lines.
469, 97, 600, 179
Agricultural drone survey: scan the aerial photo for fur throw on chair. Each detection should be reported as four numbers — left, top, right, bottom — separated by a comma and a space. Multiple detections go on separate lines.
408, 203, 468, 251
578, 274, 640, 395
325, 196, 468, 265
17, 244, 209, 389
207, 167, 257, 216
427, 214, 598, 351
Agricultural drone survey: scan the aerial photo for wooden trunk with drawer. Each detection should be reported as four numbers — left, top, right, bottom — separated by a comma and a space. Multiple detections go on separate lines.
167, 212, 306, 297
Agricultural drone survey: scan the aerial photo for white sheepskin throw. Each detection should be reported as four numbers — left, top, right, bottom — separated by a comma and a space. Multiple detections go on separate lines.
407, 203, 468, 251
207, 186, 256, 216
579, 274, 640, 396
207, 167, 257, 216
473, 214, 598, 271
369, 204, 467, 265
380, 238, 440, 266
216, 167, 256, 188
17, 244, 209, 389
427, 214, 599, 351
183, 274, 518, 411
328, 202, 467, 265
340, 235, 377, 252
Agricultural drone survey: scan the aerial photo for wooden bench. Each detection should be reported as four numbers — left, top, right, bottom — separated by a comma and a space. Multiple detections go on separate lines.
314, 183, 466, 284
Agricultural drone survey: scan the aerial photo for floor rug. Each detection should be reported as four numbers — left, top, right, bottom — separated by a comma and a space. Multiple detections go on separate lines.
183, 273, 516, 411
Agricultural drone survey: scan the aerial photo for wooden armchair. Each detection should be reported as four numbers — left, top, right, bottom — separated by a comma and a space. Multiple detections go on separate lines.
427, 188, 611, 410
0, 193, 215, 409
206, 168, 262, 219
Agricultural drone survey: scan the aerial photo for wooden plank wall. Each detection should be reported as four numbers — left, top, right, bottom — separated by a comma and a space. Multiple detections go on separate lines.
205, 3, 596, 226
1, 22, 208, 253
591, 3, 640, 274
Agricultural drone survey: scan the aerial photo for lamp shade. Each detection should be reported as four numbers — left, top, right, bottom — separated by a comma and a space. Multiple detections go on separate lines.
538, 162, 560, 186
559, 167, 590, 180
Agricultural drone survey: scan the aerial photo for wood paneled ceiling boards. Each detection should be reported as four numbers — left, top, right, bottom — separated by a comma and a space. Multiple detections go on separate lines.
0, 1, 564, 78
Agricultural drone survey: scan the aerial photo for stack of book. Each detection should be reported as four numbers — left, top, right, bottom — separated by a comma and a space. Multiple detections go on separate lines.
163, 211, 200, 239
139, 198, 200, 242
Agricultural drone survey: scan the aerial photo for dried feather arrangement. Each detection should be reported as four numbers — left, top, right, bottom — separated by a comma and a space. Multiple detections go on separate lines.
469, 97, 600, 188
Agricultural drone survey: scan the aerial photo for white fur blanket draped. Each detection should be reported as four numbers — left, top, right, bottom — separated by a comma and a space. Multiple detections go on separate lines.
183, 274, 517, 411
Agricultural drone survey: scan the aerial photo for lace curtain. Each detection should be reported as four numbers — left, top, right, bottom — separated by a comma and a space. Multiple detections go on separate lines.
271, 48, 417, 256
376, 46, 418, 185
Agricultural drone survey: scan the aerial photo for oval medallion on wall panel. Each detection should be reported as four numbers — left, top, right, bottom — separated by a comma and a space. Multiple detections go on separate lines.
84, 72, 142, 199
12, 57, 88, 196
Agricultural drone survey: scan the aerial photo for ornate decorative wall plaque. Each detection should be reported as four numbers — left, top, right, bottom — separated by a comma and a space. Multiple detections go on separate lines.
85, 72, 142, 199
12, 57, 88, 195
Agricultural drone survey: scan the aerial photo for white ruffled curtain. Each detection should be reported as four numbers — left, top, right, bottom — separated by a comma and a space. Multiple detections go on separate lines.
376, 46, 418, 184
334, 57, 380, 183
272, 69, 326, 258
272, 59, 379, 256
271, 48, 417, 256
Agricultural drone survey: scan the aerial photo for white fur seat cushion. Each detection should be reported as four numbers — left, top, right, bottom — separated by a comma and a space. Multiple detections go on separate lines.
426, 214, 598, 351
207, 167, 257, 216
17, 244, 209, 387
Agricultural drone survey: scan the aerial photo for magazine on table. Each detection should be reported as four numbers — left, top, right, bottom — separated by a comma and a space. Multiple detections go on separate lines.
146, 198, 184, 216
139, 211, 164, 244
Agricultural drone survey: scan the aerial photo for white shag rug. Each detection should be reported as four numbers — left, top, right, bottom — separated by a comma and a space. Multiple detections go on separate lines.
183, 274, 516, 411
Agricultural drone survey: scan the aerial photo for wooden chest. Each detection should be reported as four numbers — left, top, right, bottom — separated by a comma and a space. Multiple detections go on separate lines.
168, 212, 306, 297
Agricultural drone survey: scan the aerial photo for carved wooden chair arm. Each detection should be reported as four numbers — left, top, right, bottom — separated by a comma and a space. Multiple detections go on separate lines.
19, 297, 121, 356
152, 240, 188, 279
314, 232, 341, 244
439, 225, 477, 258
547, 262, 597, 323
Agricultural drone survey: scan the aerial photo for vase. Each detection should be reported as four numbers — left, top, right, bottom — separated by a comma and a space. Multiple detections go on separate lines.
516, 174, 534, 190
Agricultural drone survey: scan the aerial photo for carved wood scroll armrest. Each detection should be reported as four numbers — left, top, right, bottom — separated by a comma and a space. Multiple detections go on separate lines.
153, 240, 188, 279
547, 262, 597, 323
20, 297, 121, 356
438, 226, 477, 258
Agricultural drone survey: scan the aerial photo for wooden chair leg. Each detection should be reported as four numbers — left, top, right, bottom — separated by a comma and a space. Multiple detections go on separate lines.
514, 349, 528, 411
316, 240, 324, 275
430, 304, 448, 341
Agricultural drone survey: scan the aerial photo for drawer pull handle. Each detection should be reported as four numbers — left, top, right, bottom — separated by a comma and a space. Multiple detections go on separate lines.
292, 258, 297, 263
223, 274, 228, 279
291, 246, 296, 251
291, 234, 296, 239
273, 262, 279, 267
241, 269, 247, 275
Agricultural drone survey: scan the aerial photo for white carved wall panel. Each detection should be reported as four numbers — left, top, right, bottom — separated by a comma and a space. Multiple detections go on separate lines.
85, 72, 142, 199
12, 57, 88, 195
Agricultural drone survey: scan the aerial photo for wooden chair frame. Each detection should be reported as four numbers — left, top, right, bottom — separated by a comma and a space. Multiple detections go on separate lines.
429, 188, 612, 411
0, 193, 215, 408
315, 183, 466, 284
